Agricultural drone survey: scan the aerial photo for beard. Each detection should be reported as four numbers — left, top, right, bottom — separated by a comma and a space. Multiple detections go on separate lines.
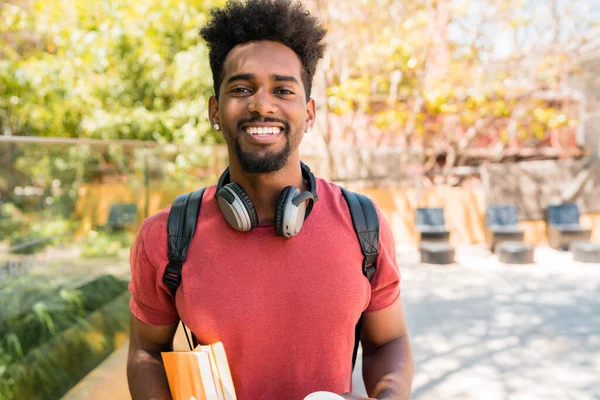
234, 136, 292, 174
233, 117, 295, 174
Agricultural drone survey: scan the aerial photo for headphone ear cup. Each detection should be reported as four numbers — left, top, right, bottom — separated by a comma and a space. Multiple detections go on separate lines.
274, 186, 296, 237
227, 182, 259, 229
217, 182, 259, 231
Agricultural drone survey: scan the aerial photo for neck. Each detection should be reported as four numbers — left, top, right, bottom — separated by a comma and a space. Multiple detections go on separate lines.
226, 153, 309, 224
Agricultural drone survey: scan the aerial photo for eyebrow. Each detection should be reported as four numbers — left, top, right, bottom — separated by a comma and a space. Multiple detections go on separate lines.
272, 74, 299, 85
225, 73, 299, 85
226, 73, 255, 85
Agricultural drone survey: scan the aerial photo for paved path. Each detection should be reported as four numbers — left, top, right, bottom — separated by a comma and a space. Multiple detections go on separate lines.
395, 245, 600, 400
63, 245, 600, 399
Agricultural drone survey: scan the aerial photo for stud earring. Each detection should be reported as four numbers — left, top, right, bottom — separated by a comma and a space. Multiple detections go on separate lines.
214, 124, 220, 131
306, 126, 312, 133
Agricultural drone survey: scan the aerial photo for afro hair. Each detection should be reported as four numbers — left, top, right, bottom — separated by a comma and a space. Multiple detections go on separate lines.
200, 0, 327, 100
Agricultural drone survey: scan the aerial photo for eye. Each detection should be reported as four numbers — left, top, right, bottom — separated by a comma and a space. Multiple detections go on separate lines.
275, 89, 294, 95
230, 87, 251, 94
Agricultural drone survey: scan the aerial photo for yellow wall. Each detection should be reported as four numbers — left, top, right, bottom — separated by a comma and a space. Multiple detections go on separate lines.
358, 186, 487, 246
75, 184, 198, 234
359, 186, 600, 245
76, 184, 600, 245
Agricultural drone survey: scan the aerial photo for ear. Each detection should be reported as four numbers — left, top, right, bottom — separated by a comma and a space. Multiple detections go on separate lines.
208, 95, 219, 127
305, 98, 316, 130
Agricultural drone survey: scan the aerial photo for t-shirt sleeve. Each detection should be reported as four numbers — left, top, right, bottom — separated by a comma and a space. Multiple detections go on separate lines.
129, 218, 180, 325
365, 206, 401, 312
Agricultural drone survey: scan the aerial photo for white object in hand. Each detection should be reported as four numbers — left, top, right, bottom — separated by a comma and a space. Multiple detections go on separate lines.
303, 391, 345, 400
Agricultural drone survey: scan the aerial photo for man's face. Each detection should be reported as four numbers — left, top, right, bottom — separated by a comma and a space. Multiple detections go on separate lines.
210, 41, 315, 174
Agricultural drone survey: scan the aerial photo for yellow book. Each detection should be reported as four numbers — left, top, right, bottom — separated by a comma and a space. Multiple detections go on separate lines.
200, 345, 225, 400
209, 342, 237, 400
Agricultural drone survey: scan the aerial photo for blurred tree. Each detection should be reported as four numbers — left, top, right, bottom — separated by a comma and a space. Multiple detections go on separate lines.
306, 0, 598, 179
0, 0, 224, 145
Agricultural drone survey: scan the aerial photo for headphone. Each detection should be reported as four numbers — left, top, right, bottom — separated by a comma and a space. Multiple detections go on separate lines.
214, 162, 318, 238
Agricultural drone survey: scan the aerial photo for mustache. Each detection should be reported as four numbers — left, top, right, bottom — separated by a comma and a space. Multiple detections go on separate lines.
236, 116, 290, 132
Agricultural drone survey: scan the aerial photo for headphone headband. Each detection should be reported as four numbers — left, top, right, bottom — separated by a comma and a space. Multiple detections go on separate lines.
299, 161, 317, 218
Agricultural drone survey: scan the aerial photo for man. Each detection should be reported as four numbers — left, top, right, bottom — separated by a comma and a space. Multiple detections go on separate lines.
127, 1, 413, 399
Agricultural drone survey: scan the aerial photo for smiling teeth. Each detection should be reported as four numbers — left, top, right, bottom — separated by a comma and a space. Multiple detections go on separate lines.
246, 127, 281, 135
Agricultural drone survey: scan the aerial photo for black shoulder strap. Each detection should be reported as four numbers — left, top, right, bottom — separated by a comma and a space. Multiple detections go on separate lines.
162, 188, 206, 297
162, 188, 206, 351
340, 187, 379, 281
339, 186, 380, 371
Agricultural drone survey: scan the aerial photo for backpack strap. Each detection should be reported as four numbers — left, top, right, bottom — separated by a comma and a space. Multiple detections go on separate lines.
339, 187, 380, 371
340, 187, 379, 282
162, 188, 206, 350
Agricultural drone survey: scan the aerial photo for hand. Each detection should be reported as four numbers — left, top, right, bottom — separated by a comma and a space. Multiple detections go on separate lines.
340, 393, 376, 400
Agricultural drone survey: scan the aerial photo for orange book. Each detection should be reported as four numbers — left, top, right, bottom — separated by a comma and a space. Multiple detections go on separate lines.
161, 341, 236, 400
161, 350, 219, 400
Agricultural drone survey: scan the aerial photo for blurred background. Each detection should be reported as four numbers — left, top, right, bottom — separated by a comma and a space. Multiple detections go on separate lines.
1, 0, 599, 399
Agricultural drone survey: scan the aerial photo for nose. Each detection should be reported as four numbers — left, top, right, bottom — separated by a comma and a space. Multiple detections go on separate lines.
247, 89, 276, 115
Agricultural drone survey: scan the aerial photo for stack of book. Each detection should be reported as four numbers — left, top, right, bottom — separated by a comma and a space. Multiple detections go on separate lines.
162, 341, 237, 400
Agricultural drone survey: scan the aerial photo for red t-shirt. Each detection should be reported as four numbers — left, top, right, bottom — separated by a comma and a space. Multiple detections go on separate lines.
129, 178, 401, 400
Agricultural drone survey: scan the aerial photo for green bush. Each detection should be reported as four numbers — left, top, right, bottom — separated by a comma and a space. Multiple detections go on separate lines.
0, 272, 81, 323
0, 275, 128, 362
80, 230, 135, 258
0, 291, 131, 400
8, 219, 72, 255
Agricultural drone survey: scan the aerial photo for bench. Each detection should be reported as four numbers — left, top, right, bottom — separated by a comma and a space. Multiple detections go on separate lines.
485, 204, 525, 252
546, 204, 591, 250
416, 207, 450, 243
416, 208, 455, 264
497, 241, 535, 264
571, 241, 600, 263
104, 203, 137, 232
419, 241, 455, 265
